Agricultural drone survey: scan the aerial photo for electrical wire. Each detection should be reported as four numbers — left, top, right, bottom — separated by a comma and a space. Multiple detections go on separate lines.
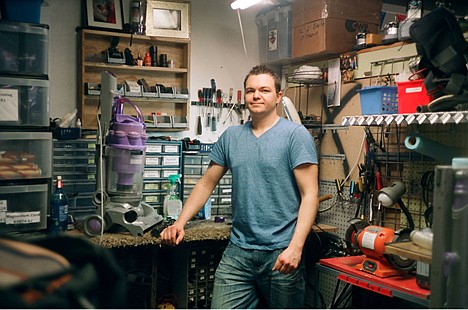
97, 114, 105, 244
235, 9, 250, 65
343, 132, 367, 184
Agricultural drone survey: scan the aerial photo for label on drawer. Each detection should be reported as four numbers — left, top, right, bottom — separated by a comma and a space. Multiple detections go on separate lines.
164, 145, 179, 153
4, 211, 41, 224
162, 169, 179, 178
0, 89, 19, 121
147, 144, 162, 153
144, 169, 160, 178
162, 156, 179, 166
146, 156, 160, 165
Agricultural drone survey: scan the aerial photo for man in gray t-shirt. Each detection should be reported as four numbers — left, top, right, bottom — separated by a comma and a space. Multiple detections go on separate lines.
161, 65, 319, 308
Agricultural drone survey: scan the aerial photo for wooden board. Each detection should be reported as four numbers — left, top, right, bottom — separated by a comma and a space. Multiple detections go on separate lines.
385, 241, 431, 264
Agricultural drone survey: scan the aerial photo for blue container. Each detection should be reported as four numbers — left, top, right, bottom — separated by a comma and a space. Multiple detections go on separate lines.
357, 86, 398, 115
0, 0, 43, 24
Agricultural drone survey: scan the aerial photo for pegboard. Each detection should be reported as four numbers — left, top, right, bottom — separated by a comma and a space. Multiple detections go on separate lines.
315, 118, 467, 306
305, 269, 352, 308
319, 180, 357, 237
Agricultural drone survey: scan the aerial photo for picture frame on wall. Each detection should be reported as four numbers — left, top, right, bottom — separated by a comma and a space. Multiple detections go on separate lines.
145, 1, 190, 39
84, 0, 124, 31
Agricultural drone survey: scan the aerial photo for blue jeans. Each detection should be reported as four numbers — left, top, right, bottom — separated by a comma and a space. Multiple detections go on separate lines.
211, 242, 305, 309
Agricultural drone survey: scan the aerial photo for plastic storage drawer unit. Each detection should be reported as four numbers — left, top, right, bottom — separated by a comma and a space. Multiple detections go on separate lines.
0, 183, 48, 233
0, 132, 52, 180
0, 21, 49, 77
0, 76, 50, 127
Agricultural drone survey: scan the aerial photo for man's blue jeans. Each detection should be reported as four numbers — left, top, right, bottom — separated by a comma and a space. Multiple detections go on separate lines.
211, 242, 305, 309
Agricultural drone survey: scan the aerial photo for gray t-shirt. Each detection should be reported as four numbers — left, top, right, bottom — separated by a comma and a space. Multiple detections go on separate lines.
210, 118, 318, 250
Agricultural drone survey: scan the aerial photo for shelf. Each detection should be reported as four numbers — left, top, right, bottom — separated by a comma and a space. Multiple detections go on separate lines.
80, 28, 191, 44
84, 62, 188, 74
78, 28, 191, 131
84, 95, 188, 104
286, 71, 324, 86
342, 111, 468, 126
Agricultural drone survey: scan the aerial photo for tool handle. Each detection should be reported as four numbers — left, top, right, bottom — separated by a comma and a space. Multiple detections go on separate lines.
319, 194, 333, 203
237, 90, 242, 104
217, 89, 222, 104
375, 171, 383, 190
197, 115, 202, 135
211, 115, 216, 131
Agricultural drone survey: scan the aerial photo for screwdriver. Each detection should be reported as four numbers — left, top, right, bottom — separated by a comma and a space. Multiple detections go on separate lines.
216, 89, 222, 122
211, 79, 217, 131
237, 90, 243, 124
223, 88, 236, 125
205, 88, 211, 128
197, 89, 203, 135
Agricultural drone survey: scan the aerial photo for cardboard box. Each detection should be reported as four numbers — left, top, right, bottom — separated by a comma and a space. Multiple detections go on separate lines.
292, 18, 379, 58
292, 0, 382, 27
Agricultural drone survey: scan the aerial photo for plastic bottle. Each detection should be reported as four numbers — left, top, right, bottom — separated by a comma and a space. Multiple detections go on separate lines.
410, 228, 433, 250
163, 174, 182, 219
144, 52, 152, 66
49, 176, 69, 235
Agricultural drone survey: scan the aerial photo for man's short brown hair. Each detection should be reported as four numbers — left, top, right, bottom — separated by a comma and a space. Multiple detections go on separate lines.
244, 65, 281, 93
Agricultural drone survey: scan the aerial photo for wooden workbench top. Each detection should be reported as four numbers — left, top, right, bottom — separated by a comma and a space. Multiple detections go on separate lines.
82, 221, 337, 249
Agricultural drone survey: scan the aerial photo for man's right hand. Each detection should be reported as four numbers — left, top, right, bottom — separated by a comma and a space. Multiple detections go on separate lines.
160, 222, 185, 246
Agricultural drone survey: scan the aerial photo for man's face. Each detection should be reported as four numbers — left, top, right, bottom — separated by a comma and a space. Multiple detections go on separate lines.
244, 73, 282, 116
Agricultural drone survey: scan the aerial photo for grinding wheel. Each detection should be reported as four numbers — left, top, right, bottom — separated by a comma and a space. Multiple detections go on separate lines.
344, 219, 369, 255
385, 228, 416, 271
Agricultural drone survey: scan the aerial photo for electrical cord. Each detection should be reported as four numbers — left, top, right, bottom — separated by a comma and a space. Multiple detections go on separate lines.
421, 170, 434, 227
97, 113, 105, 244
235, 9, 250, 66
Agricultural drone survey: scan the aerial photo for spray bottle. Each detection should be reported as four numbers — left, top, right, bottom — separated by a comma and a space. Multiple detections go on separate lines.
163, 174, 182, 219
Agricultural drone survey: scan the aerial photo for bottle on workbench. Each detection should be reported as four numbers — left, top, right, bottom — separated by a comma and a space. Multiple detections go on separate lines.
163, 174, 182, 220
49, 176, 69, 235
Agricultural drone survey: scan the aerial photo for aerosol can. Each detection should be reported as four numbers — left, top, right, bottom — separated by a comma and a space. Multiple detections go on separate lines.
163, 174, 182, 219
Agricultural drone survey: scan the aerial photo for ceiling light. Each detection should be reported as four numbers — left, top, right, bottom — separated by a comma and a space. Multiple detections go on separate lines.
231, 0, 263, 10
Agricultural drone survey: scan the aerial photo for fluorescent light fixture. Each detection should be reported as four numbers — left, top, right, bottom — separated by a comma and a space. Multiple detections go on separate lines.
231, 0, 263, 10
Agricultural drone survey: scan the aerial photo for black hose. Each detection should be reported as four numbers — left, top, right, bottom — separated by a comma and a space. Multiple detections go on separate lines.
398, 198, 415, 230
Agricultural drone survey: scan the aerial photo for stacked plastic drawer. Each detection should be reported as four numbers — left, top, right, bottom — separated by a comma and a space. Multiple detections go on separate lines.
173, 242, 227, 308
143, 140, 182, 215
52, 139, 97, 220
0, 21, 51, 234
183, 152, 232, 217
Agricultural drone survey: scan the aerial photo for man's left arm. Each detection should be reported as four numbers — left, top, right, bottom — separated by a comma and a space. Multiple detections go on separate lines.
272, 163, 319, 274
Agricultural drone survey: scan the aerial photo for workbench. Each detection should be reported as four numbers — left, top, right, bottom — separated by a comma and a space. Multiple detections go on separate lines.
314, 255, 430, 308
86, 220, 337, 248
82, 220, 337, 308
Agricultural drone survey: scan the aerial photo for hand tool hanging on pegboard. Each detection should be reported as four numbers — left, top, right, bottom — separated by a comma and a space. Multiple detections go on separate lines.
197, 89, 203, 135
211, 79, 217, 131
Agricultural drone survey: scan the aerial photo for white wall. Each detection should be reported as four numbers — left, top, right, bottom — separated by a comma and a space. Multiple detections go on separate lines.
40, 0, 262, 142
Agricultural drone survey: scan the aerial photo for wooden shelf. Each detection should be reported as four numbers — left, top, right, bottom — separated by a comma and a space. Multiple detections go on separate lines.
78, 28, 191, 131
84, 62, 188, 74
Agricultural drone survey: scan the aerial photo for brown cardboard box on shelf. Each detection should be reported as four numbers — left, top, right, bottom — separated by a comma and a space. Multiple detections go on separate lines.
366, 33, 382, 46
292, 0, 382, 27
292, 18, 379, 58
